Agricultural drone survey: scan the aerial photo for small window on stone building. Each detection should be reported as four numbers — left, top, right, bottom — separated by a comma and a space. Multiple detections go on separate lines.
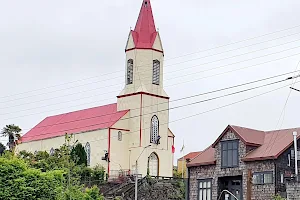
221, 140, 239, 168
280, 173, 284, 184
152, 60, 160, 85
127, 59, 133, 85
198, 179, 212, 200
253, 172, 273, 184
118, 131, 122, 141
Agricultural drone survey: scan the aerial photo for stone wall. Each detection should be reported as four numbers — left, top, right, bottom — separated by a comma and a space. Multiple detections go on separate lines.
286, 182, 300, 200
188, 130, 276, 200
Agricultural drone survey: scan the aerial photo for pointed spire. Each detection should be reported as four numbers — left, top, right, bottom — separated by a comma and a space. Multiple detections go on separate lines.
131, 0, 158, 49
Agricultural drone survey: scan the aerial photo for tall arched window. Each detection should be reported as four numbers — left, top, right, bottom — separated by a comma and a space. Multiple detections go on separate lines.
127, 59, 133, 85
118, 131, 122, 141
150, 115, 159, 143
85, 142, 91, 166
152, 60, 160, 85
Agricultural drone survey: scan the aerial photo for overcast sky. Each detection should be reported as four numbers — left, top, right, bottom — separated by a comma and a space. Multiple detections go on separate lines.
0, 0, 300, 163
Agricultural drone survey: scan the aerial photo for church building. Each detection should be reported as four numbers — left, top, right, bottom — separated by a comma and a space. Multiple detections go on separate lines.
18, 0, 175, 178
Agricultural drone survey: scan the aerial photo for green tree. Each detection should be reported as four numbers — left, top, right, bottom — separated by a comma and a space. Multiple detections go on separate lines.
71, 143, 87, 166
0, 142, 5, 155
1, 124, 21, 151
0, 156, 64, 200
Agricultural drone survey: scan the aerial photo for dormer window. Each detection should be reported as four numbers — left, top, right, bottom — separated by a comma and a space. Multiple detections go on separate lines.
221, 140, 239, 168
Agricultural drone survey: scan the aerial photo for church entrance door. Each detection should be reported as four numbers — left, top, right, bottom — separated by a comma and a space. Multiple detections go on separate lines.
148, 152, 159, 176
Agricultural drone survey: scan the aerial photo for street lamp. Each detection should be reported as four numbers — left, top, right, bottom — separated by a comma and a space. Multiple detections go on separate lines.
135, 145, 151, 200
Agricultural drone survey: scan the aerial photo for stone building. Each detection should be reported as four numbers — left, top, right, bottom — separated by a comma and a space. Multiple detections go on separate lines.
187, 125, 300, 200
177, 151, 202, 178
17, 0, 175, 178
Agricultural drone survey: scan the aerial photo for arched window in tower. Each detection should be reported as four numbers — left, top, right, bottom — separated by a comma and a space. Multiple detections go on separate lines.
150, 115, 159, 143
127, 59, 134, 85
152, 60, 160, 85
118, 131, 122, 141
85, 142, 91, 166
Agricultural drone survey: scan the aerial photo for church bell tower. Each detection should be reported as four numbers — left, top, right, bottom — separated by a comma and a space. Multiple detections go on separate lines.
117, 0, 173, 177
118, 0, 168, 98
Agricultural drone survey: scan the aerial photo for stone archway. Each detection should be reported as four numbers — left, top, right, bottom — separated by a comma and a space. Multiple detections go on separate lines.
148, 152, 159, 176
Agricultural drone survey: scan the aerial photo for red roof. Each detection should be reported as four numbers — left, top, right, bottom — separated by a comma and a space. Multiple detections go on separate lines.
187, 146, 216, 167
243, 128, 300, 161
178, 151, 202, 161
21, 103, 129, 142
212, 125, 265, 147
187, 125, 300, 167
131, 0, 158, 49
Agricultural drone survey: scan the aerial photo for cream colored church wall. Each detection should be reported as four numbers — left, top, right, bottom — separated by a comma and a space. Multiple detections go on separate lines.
117, 95, 142, 148
109, 112, 130, 172
18, 129, 109, 171
125, 94, 172, 177
122, 49, 165, 96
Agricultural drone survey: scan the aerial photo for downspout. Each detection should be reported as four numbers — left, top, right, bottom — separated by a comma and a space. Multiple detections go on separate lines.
140, 94, 143, 147
187, 167, 190, 200
274, 162, 277, 196
108, 128, 111, 176
293, 131, 298, 181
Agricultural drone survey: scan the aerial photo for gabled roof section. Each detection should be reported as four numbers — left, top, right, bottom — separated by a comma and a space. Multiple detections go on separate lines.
243, 128, 300, 161
187, 125, 300, 167
128, 0, 160, 50
21, 103, 129, 143
187, 146, 216, 167
212, 125, 265, 147
178, 151, 202, 161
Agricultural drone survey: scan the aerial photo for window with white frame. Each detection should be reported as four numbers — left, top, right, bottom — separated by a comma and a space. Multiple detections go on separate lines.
85, 142, 91, 166
253, 172, 273, 184
127, 59, 133, 85
118, 131, 122, 141
150, 115, 159, 143
152, 60, 160, 85
198, 179, 212, 200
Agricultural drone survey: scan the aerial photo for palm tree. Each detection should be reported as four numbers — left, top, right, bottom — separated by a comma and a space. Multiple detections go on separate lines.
1, 124, 22, 151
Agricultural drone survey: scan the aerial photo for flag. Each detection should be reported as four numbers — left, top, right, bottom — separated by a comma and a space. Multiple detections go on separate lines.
172, 145, 175, 153
180, 140, 185, 153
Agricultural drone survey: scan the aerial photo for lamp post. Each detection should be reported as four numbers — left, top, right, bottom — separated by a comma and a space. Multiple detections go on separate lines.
135, 145, 151, 200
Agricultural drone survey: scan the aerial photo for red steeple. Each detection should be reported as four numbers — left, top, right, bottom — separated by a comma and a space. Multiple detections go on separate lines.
130, 0, 158, 49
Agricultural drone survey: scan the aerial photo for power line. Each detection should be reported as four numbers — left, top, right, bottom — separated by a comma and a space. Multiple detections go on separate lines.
21, 77, 300, 140
3, 26, 300, 100
264, 60, 300, 155
2, 69, 300, 120
2, 44, 300, 108
22, 80, 300, 143
165, 24, 300, 60
163, 32, 300, 69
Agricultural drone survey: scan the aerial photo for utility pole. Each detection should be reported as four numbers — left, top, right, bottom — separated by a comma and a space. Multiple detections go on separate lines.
293, 131, 298, 181
135, 145, 151, 200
